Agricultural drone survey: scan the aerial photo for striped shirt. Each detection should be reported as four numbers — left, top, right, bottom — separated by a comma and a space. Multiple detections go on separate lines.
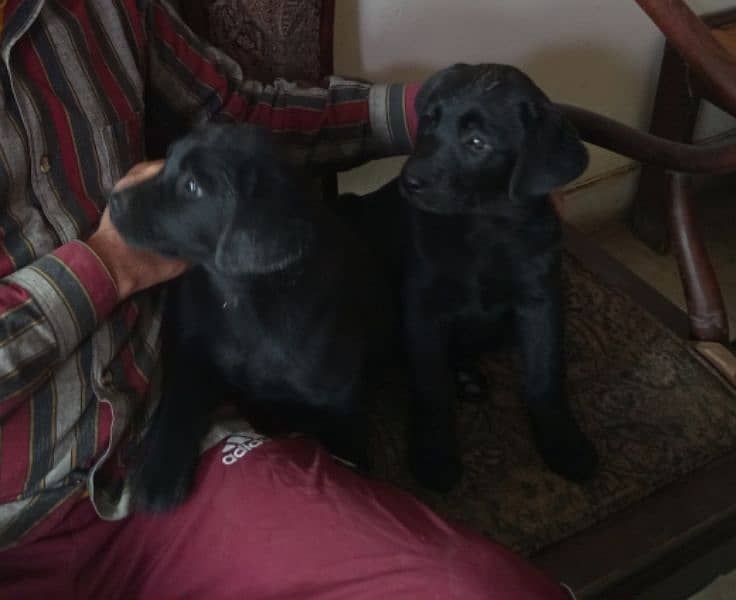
0, 0, 415, 549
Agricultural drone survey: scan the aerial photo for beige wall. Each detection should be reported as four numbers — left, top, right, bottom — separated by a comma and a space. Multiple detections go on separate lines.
334, 0, 736, 228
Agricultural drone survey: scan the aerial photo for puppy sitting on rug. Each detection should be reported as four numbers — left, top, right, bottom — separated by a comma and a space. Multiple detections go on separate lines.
340, 63, 599, 492
110, 124, 391, 511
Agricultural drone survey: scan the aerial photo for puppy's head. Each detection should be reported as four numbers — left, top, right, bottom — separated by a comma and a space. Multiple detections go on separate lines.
109, 123, 312, 276
401, 63, 588, 215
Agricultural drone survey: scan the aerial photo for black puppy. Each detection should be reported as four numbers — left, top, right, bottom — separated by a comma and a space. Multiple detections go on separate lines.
343, 64, 598, 492
110, 124, 389, 511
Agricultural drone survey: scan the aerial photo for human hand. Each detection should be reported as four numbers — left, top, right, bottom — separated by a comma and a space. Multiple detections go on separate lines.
87, 160, 188, 300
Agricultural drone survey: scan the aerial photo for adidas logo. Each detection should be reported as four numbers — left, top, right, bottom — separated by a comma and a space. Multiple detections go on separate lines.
221, 434, 266, 465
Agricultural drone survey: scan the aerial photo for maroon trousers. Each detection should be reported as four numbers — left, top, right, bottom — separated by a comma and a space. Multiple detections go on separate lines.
0, 437, 568, 599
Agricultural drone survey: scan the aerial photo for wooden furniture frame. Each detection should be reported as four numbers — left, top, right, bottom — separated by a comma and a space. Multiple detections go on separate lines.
630, 8, 736, 254
537, 3, 736, 593
557, 0, 736, 346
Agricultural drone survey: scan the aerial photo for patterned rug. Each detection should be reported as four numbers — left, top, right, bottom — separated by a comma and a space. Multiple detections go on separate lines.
368, 252, 736, 556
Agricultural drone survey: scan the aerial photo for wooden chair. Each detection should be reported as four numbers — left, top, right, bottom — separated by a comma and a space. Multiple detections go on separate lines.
539, 1, 736, 594
168, 2, 736, 597
559, 0, 735, 359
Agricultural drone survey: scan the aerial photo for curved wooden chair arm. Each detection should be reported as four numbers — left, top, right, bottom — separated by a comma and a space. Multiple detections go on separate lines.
668, 173, 730, 343
558, 169, 729, 343
555, 102, 731, 341
634, 0, 736, 118
557, 103, 736, 174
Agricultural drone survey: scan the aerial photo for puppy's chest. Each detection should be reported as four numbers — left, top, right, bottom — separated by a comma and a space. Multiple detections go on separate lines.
213, 296, 304, 357
414, 220, 545, 317
211, 290, 357, 382
420, 249, 513, 318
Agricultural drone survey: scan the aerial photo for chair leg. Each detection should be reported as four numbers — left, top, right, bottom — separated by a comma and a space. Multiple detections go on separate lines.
631, 44, 701, 254
667, 172, 729, 342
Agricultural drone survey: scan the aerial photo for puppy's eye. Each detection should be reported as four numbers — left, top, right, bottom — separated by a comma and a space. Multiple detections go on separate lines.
466, 135, 490, 153
184, 178, 202, 197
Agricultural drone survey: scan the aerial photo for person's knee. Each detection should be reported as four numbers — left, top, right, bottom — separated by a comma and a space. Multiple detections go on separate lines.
430, 540, 570, 600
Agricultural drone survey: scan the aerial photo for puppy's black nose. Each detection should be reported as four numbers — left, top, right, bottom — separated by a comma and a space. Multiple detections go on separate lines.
402, 173, 426, 195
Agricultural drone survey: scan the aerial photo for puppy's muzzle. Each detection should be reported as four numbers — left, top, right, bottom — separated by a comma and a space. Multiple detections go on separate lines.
108, 179, 161, 245
399, 158, 432, 198
108, 175, 161, 226
401, 172, 426, 196
108, 191, 127, 220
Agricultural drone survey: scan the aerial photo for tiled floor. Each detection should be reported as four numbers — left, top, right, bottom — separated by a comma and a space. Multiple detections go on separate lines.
583, 183, 736, 600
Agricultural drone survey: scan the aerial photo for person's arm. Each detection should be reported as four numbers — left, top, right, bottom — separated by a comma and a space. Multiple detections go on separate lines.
142, 1, 419, 169
0, 241, 118, 401
0, 161, 185, 402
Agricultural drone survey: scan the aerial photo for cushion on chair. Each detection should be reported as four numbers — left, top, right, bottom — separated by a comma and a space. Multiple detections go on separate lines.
368, 251, 736, 556
183, 0, 328, 83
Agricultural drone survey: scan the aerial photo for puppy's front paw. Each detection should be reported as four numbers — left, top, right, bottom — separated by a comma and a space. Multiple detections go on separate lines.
455, 368, 488, 404
532, 418, 599, 482
409, 446, 463, 492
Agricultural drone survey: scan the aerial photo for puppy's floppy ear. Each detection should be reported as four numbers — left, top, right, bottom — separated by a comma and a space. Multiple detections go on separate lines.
510, 101, 588, 200
213, 169, 256, 276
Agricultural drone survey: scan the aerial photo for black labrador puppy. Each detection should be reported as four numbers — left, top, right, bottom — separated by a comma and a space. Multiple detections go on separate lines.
341, 64, 598, 492
110, 123, 390, 511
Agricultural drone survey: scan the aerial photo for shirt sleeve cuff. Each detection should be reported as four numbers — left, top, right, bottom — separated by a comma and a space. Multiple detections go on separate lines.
5, 241, 119, 357
368, 82, 421, 156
